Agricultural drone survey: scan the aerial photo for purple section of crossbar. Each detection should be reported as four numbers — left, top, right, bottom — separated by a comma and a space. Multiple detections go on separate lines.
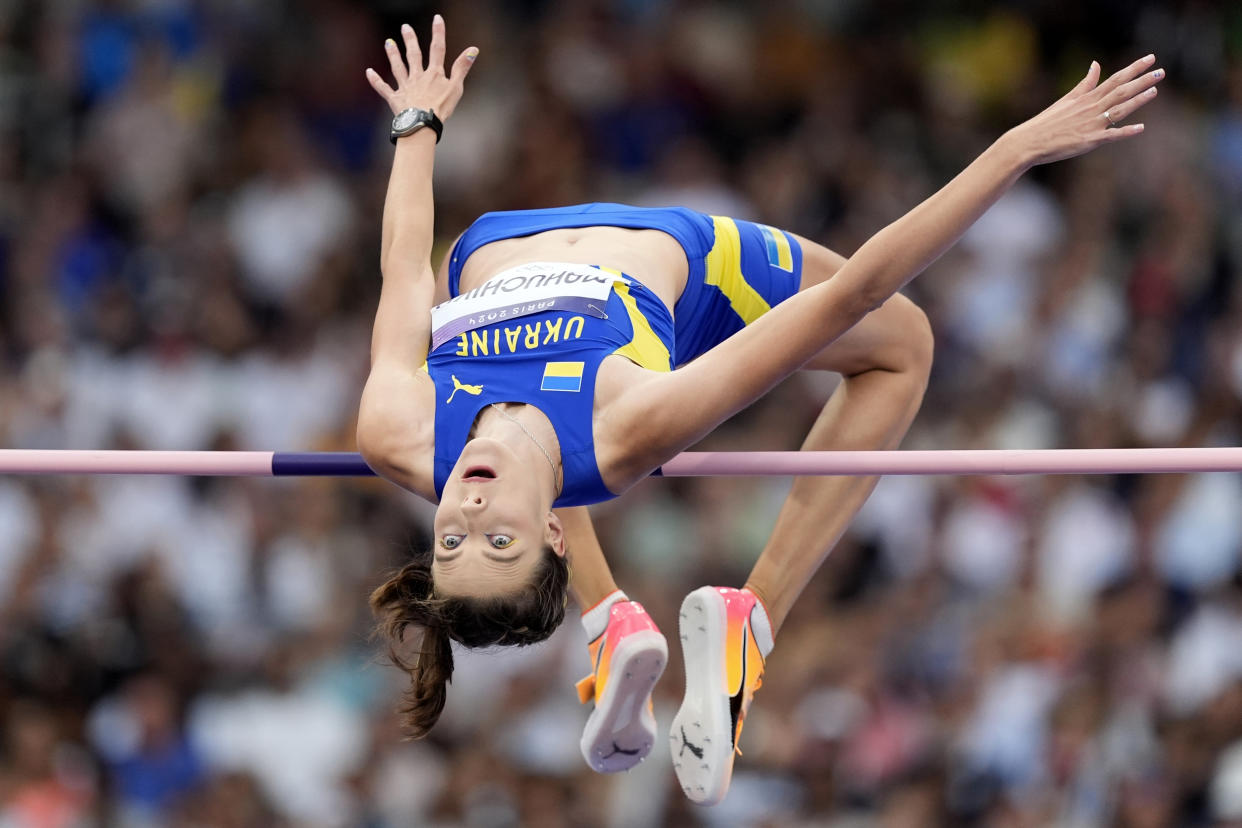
0, 448, 1240, 477
272, 452, 375, 476
0, 450, 276, 475
659, 448, 1242, 476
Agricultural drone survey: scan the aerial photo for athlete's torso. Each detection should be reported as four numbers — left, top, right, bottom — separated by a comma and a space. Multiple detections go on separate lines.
427, 260, 675, 505
398, 204, 803, 503
429, 206, 706, 503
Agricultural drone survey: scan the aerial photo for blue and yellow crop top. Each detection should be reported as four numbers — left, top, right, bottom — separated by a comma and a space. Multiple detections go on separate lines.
426, 262, 675, 507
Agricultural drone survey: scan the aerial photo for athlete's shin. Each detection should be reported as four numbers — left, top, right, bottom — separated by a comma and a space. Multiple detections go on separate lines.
743, 359, 930, 634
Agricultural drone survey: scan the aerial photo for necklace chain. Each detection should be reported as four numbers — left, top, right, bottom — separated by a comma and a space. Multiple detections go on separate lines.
489, 403, 562, 495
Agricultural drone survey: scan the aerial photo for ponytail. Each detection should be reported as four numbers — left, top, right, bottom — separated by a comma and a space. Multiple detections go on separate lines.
371, 544, 569, 737
370, 554, 453, 738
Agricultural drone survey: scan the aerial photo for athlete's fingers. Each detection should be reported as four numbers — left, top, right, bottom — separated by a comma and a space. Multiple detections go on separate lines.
1092, 54, 1156, 100
384, 38, 408, 85
1102, 67, 1164, 110
1097, 121, 1146, 143
400, 23, 422, 72
365, 67, 396, 103
1102, 84, 1158, 126
449, 46, 478, 82
428, 13, 446, 73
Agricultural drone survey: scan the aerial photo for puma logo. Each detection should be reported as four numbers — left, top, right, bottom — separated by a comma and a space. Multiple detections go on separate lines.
600, 742, 642, 759
446, 374, 483, 404
678, 726, 704, 760
730, 627, 749, 740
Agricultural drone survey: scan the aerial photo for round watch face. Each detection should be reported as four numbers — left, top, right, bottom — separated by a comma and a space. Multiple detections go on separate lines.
393, 109, 422, 132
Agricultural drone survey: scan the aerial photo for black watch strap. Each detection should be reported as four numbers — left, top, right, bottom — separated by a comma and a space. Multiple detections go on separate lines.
390, 108, 444, 145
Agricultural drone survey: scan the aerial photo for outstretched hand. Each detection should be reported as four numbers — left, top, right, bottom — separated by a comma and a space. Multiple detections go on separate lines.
366, 14, 476, 120
1008, 54, 1164, 168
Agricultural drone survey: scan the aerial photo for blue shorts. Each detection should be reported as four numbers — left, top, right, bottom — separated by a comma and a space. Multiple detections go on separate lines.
447, 203, 804, 367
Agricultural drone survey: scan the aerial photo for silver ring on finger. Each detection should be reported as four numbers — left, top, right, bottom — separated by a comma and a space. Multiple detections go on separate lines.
1104, 110, 1117, 127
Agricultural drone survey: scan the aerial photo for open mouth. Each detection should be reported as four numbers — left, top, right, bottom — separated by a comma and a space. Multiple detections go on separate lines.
462, 466, 497, 481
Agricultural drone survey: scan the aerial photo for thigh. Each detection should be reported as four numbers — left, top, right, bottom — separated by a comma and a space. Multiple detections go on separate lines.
789, 232, 932, 377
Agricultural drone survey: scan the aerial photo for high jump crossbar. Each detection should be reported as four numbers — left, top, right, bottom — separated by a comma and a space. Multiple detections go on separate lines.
0, 448, 1238, 477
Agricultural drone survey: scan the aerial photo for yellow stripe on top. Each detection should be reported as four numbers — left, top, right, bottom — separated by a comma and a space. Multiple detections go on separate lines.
600, 266, 671, 372
705, 216, 772, 325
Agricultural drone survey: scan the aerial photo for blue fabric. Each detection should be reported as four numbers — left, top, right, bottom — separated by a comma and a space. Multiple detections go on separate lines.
428, 273, 674, 507
446, 203, 802, 366
111, 738, 206, 809
671, 217, 803, 365
79, 12, 139, 101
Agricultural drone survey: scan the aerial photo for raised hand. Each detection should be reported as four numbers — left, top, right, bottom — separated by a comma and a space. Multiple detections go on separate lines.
1007, 54, 1164, 168
366, 14, 477, 121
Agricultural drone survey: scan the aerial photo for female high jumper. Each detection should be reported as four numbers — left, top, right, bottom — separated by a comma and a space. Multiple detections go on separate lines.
356, 15, 1161, 805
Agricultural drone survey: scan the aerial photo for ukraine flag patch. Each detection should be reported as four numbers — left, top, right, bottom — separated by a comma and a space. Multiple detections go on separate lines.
761, 225, 793, 272
541, 361, 584, 392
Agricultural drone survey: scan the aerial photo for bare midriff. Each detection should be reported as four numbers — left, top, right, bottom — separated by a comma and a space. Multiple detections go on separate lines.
457, 226, 690, 316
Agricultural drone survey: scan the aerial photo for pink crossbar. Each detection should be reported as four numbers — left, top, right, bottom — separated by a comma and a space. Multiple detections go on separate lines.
0, 450, 276, 476
0, 448, 1239, 477
659, 448, 1242, 476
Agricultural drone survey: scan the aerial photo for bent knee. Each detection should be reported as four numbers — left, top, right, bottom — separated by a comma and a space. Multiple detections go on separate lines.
854, 295, 935, 382
891, 296, 934, 380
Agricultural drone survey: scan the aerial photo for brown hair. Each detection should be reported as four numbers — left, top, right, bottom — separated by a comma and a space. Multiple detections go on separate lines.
370, 544, 570, 738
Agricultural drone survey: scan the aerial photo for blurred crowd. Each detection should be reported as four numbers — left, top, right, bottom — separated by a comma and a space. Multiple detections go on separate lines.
1, 0, 1242, 825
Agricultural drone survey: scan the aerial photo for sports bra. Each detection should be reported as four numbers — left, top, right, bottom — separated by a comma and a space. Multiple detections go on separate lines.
426, 262, 675, 506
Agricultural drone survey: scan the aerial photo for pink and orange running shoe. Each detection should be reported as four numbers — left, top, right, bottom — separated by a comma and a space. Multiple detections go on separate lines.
670, 586, 775, 805
575, 600, 668, 773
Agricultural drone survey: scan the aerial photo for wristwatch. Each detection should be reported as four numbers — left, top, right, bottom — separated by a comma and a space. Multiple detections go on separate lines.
390, 107, 443, 144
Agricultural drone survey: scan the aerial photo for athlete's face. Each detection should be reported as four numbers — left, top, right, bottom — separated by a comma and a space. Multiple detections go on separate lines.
432, 437, 565, 597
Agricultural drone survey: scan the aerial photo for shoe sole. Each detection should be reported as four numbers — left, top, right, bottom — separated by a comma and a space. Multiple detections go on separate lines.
670, 587, 735, 805
580, 629, 668, 773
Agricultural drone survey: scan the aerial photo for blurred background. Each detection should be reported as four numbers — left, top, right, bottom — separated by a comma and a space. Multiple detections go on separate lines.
1, 0, 1241, 825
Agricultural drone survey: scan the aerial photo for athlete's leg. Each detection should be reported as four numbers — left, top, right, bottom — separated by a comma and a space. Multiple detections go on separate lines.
671, 238, 933, 805
559, 506, 668, 774
742, 237, 934, 632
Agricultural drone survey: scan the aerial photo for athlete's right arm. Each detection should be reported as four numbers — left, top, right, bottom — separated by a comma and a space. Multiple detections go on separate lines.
356, 17, 477, 498
618, 56, 1163, 474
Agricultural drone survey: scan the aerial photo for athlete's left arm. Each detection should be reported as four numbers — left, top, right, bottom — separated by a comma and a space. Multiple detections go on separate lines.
616, 56, 1161, 476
